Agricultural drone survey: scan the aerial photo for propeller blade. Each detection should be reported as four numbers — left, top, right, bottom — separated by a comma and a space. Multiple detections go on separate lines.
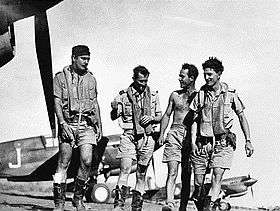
250, 186, 254, 198
34, 11, 56, 137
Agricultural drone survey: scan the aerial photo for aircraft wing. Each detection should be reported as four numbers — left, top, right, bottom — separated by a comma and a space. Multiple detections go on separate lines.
0, 0, 64, 137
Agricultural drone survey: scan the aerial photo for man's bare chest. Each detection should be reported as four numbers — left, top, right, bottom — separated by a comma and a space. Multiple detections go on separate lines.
174, 94, 190, 111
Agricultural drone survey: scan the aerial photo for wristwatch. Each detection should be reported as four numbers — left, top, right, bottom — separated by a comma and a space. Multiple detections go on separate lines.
60, 121, 67, 126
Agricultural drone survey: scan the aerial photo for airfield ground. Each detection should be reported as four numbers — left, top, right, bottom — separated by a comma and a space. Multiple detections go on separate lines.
0, 179, 261, 211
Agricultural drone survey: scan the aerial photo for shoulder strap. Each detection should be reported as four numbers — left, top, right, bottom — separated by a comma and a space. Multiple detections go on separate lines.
197, 90, 205, 112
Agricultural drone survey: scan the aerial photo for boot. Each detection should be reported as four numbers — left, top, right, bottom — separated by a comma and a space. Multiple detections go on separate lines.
191, 185, 205, 211
113, 185, 130, 210
162, 201, 175, 211
203, 197, 222, 211
203, 196, 214, 211
53, 183, 66, 211
131, 190, 143, 211
72, 178, 87, 211
212, 198, 222, 211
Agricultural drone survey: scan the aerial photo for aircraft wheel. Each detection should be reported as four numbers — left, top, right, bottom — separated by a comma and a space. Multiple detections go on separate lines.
219, 202, 231, 211
87, 183, 111, 203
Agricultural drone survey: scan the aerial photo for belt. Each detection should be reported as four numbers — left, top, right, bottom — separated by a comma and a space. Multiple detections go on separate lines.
215, 133, 227, 141
196, 136, 213, 145
72, 115, 87, 123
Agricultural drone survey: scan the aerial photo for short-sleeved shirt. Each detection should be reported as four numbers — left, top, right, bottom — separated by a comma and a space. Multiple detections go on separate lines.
190, 82, 245, 137
113, 86, 161, 131
53, 65, 98, 123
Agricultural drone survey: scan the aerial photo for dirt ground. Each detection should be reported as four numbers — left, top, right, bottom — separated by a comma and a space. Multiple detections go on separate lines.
0, 179, 258, 211
0, 179, 196, 211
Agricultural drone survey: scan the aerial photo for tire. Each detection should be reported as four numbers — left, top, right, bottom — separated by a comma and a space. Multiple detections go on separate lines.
219, 202, 231, 211
89, 183, 111, 203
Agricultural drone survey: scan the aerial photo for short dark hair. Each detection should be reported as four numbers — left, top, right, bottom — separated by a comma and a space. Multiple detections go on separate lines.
202, 57, 224, 73
133, 65, 150, 78
182, 63, 199, 80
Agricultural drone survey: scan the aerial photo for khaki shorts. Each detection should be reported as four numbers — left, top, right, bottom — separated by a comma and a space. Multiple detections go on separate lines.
162, 124, 186, 163
210, 144, 234, 169
191, 137, 234, 174
116, 133, 155, 166
58, 121, 96, 147
191, 140, 212, 175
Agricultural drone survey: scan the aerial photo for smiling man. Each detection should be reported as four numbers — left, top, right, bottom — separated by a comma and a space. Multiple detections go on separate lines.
52, 45, 102, 211
190, 57, 254, 211
110, 65, 162, 211
158, 63, 198, 211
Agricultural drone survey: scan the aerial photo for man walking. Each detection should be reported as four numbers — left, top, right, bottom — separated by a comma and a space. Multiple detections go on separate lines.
52, 45, 103, 211
158, 63, 198, 211
190, 57, 254, 211
110, 65, 162, 211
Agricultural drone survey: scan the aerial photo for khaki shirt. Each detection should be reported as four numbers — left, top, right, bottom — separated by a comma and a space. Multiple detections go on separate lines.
53, 65, 97, 123
190, 82, 245, 137
113, 86, 161, 131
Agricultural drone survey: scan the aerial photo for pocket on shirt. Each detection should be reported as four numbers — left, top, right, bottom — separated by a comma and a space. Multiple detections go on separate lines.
124, 103, 132, 116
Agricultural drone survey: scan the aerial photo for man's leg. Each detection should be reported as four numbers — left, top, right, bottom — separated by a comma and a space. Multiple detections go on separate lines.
72, 143, 93, 211
131, 164, 148, 211
53, 142, 72, 211
113, 157, 133, 211
192, 174, 206, 211
163, 161, 179, 210
203, 167, 225, 211
209, 167, 225, 201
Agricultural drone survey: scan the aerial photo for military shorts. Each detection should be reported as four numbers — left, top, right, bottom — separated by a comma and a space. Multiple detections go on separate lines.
191, 138, 213, 175
210, 140, 234, 169
191, 137, 234, 174
116, 132, 155, 166
162, 124, 186, 163
58, 121, 96, 147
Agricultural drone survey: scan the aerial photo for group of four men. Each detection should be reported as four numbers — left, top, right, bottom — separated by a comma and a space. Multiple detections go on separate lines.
52, 45, 254, 211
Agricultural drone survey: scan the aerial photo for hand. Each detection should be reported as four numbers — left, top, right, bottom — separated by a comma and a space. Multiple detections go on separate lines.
111, 100, 119, 110
140, 115, 154, 126
95, 125, 103, 142
202, 142, 213, 155
245, 141, 254, 157
191, 143, 199, 156
61, 123, 74, 141
157, 134, 165, 146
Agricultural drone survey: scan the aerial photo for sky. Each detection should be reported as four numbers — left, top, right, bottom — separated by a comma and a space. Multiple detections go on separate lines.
0, 0, 280, 208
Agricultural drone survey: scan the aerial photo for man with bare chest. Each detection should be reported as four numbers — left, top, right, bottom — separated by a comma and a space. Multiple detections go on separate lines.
158, 63, 199, 211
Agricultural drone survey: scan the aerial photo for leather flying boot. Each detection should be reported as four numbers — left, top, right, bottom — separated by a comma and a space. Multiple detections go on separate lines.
113, 185, 130, 211
203, 196, 214, 211
72, 178, 87, 211
53, 183, 66, 211
191, 185, 206, 211
131, 190, 143, 211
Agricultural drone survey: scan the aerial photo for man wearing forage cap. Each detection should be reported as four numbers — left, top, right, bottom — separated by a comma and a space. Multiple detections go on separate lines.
52, 45, 103, 211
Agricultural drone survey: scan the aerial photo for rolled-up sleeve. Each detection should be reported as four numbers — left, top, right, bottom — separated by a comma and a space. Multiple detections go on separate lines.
232, 92, 245, 115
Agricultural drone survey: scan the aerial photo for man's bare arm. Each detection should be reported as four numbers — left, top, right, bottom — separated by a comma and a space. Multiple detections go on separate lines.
238, 111, 250, 141
237, 111, 254, 157
191, 121, 199, 156
95, 98, 103, 140
158, 93, 174, 144
54, 97, 65, 124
